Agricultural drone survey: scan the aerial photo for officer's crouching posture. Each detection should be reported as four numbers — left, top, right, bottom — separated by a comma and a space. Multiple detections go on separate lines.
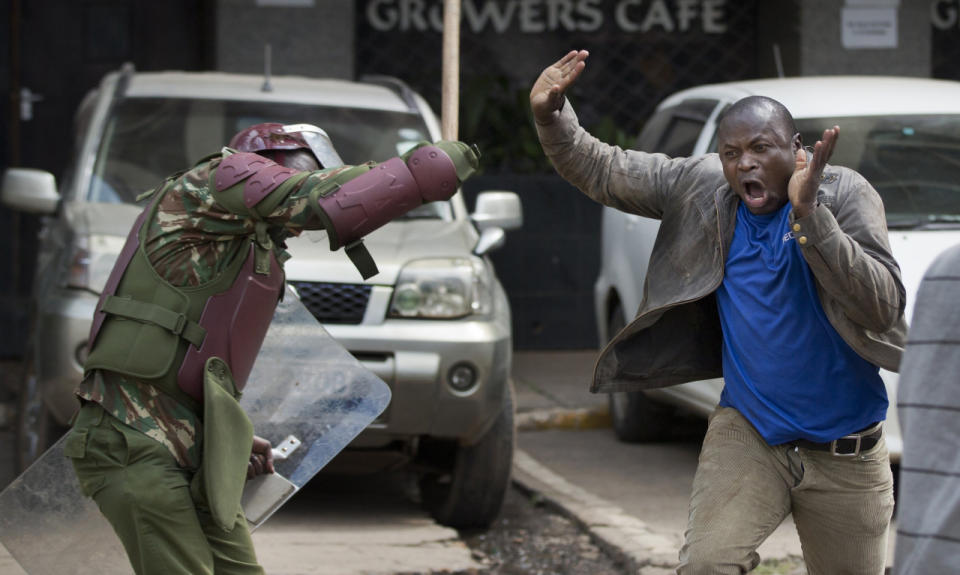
64, 123, 479, 574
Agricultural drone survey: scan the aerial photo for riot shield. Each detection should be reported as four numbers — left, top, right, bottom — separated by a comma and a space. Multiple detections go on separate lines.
0, 285, 391, 574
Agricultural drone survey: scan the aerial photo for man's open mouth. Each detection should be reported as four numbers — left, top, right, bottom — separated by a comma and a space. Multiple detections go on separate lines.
741, 180, 766, 206
743, 181, 763, 198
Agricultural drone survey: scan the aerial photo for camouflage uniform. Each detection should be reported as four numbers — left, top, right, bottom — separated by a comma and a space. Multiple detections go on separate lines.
67, 151, 385, 575
75, 153, 335, 469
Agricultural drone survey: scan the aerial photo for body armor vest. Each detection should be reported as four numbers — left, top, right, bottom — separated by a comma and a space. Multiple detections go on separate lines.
83, 172, 285, 413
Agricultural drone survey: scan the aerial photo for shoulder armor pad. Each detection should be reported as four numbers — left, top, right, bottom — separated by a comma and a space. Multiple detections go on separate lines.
216, 152, 297, 210
216, 152, 272, 191
243, 163, 298, 209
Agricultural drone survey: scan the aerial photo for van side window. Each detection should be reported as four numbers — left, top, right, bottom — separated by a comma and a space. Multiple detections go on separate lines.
659, 117, 706, 158
635, 110, 672, 153
707, 103, 731, 153
636, 99, 718, 158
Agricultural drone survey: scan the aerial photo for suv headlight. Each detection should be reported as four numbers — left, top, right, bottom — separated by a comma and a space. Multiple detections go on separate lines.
388, 257, 493, 319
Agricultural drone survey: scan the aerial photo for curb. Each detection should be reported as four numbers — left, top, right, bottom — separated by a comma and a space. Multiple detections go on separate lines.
510, 448, 681, 574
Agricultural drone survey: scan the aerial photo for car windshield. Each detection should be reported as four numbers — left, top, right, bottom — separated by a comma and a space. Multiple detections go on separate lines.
88, 97, 448, 219
796, 115, 960, 229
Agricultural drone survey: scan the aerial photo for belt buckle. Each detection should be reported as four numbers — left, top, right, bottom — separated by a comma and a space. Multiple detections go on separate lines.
830, 434, 861, 457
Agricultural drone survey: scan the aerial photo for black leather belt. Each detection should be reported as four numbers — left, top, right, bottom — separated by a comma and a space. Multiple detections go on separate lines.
789, 422, 883, 457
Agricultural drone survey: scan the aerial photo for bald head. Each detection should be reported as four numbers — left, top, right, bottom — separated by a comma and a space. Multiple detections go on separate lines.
717, 96, 797, 143
715, 95, 803, 215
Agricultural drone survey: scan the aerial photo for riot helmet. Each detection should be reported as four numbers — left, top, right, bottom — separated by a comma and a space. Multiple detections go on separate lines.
228, 123, 344, 170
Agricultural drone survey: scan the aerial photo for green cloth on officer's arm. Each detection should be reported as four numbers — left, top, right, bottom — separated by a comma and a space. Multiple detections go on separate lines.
191, 357, 254, 532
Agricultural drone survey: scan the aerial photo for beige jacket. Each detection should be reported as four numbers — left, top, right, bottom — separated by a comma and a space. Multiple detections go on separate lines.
537, 103, 907, 393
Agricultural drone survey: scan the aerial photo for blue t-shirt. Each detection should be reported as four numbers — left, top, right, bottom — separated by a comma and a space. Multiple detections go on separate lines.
716, 201, 887, 445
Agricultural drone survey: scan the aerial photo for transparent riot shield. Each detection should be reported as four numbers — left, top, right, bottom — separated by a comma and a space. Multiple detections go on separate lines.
0, 285, 391, 574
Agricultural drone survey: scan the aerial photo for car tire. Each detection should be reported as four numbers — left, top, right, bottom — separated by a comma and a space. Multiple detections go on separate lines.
606, 303, 675, 443
419, 382, 515, 529
15, 352, 63, 473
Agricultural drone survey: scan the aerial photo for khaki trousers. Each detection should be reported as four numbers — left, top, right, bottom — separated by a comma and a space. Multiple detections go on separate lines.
65, 402, 264, 575
678, 406, 894, 575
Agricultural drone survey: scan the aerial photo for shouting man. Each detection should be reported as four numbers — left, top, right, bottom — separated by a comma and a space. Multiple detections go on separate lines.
531, 50, 906, 574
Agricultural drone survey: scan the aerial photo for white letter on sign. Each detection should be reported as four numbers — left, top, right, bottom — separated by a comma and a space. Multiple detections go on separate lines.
703, 0, 727, 34
463, 0, 517, 33
367, 0, 398, 31
520, 0, 547, 32
578, 0, 603, 31
932, 0, 958, 30
615, 0, 642, 33
640, 0, 674, 32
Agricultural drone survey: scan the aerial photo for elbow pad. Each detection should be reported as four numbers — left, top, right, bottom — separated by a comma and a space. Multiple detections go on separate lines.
311, 144, 471, 251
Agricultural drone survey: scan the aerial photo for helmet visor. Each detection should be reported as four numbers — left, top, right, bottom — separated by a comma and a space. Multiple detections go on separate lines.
281, 124, 344, 169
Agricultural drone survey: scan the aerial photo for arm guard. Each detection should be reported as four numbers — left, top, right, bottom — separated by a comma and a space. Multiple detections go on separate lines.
309, 143, 477, 252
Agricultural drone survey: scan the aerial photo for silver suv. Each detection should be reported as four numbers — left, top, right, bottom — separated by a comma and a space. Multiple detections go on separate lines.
594, 76, 960, 464
2, 65, 522, 528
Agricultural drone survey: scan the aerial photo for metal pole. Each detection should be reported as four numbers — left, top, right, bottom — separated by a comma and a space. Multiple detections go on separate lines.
441, 0, 461, 140
9, 0, 23, 305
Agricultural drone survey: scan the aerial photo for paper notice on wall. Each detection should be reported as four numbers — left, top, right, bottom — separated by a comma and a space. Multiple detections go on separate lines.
842, 5, 899, 49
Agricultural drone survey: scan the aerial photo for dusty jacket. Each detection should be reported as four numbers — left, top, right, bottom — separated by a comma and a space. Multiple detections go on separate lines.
537, 103, 907, 394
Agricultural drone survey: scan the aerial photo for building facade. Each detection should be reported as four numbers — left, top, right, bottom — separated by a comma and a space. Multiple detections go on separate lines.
1, 0, 953, 352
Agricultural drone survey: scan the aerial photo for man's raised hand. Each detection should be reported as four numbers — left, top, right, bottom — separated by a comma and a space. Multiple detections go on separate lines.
789, 125, 839, 219
530, 50, 589, 125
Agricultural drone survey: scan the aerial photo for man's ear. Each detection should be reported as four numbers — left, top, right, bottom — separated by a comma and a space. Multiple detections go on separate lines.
792, 132, 803, 153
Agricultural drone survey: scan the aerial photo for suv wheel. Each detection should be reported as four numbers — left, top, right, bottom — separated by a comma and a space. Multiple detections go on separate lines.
16, 352, 62, 472
419, 382, 515, 529
606, 304, 674, 443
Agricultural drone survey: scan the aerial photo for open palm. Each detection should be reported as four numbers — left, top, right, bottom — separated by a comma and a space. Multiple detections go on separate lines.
789, 126, 839, 217
530, 50, 589, 124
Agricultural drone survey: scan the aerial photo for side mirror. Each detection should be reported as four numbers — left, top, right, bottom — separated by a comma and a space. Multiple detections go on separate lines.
1, 168, 60, 215
473, 227, 505, 256
471, 191, 522, 232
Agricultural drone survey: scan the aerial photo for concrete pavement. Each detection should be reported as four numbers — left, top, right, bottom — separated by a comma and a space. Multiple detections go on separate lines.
512, 349, 609, 432
512, 349, 678, 574
512, 349, 692, 574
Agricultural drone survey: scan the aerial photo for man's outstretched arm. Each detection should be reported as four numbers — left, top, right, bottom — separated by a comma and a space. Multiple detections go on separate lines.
530, 50, 715, 220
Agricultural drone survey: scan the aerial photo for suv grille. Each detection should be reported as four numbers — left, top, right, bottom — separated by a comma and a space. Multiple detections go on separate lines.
289, 281, 372, 324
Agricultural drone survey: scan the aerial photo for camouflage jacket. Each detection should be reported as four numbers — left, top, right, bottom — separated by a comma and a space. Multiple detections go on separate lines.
76, 150, 364, 468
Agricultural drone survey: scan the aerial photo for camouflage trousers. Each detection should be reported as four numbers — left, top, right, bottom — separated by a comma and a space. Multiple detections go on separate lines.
65, 402, 264, 575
